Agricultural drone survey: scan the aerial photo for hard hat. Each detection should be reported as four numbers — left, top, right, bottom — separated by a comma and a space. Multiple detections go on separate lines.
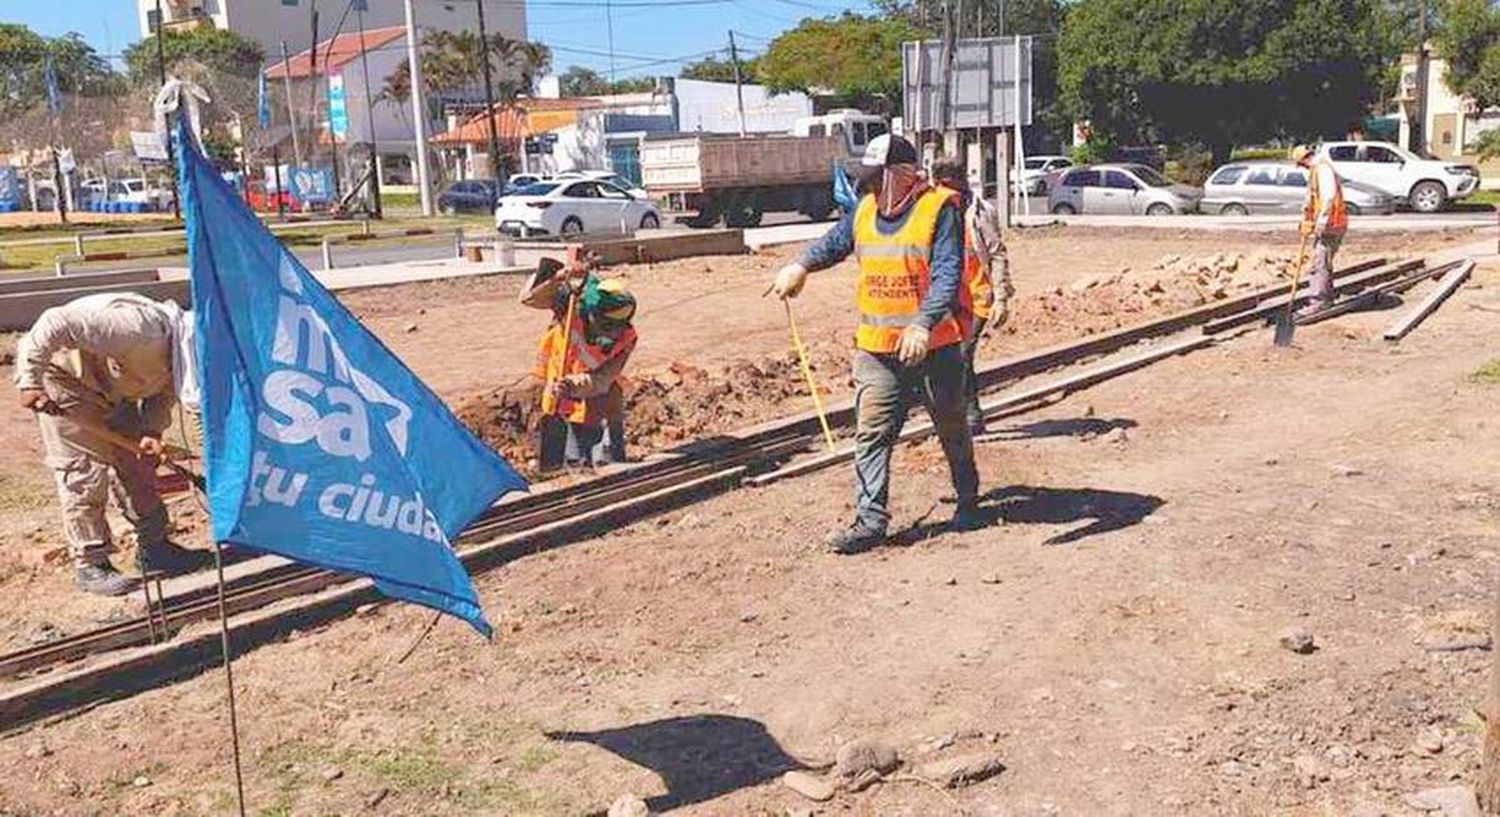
1289, 145, 1314, 164
861, 133, 919, 168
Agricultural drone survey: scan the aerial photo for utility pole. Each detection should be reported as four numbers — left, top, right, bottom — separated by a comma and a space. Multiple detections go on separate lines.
728, 31, 747, 137
475, 0, 503, 182
606, 0, 618, 85
1411, 0, 1430, 154
154, 0, 181, 219
280, 41, 303, 167
356, 6, 383, 217
404, 0, 434, 216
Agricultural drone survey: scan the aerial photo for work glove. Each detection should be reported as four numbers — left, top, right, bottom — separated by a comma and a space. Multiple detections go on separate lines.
769, 263, 810, 299
896, 324, 931, 366
16, 387, 60, 415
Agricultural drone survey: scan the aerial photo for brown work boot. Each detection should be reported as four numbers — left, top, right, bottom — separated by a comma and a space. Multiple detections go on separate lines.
75, 562, 139, 597
138, 541, 213, 577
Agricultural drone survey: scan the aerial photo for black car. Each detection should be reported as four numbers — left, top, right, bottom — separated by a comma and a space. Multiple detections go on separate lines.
437, 179, 500, 214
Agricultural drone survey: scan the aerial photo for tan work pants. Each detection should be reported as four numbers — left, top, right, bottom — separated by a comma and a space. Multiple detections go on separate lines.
37, 379, 167, 569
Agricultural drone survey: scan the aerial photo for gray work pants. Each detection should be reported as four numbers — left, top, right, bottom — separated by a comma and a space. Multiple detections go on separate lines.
1307, 231, 1344, 307
37, 381, 167, 569
852, 345, 980, 532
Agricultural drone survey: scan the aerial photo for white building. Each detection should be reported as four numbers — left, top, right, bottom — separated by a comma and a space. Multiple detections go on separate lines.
136, 0, 526, 63
1397, 49, 1500, 179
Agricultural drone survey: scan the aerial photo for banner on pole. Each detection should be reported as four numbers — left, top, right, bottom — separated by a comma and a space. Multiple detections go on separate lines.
258, 65, 272, 129
176, 120, 526, 636
328, 70, 349, 143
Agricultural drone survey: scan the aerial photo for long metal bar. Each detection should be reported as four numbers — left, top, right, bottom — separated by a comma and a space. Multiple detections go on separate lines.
1383, 261, 1473, 341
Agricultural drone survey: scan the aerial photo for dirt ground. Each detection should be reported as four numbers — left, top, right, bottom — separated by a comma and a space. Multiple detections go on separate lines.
0, 225, 1496, 815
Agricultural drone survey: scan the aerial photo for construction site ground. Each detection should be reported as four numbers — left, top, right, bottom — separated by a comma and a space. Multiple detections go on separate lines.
0, 225, 1497, 815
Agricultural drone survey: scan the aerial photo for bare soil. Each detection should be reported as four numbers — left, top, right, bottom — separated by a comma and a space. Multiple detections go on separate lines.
0, 225, 1494, 816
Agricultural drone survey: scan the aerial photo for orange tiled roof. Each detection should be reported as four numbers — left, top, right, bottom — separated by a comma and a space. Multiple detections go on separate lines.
265, 26, 406, 80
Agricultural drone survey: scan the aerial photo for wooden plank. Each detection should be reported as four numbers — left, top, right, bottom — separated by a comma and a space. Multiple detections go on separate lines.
1202, 259, 1422, 335
1296, 260, 1465, 327
0, 466, 749, 733
1383, 261, 1474, 342
747, 333, 1215, 488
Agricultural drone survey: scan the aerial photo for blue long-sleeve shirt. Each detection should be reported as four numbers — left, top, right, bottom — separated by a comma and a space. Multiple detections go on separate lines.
797, 197, 963, 331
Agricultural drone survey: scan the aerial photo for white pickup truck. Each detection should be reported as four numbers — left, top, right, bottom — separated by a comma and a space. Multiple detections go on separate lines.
1317, 141, 1479, 213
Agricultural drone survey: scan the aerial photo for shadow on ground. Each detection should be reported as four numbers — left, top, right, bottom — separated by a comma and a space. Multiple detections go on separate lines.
984, 416, 1137, 441
546, 714, 806, 813
888, 484, 1165, 549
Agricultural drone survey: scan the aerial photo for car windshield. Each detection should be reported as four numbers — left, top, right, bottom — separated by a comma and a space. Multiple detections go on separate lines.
513, 183, 559, 196
1127, 165, 1172, 187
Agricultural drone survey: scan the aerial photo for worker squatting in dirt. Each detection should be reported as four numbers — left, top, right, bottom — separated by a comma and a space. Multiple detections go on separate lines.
523, 251, 640, 471
771, 133, 984, 554
11, 293, 212, 596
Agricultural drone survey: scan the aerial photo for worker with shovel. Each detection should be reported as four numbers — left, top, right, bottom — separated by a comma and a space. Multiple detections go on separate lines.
522, 253, 638, 471
12, 293, 211, 596
1292, 144, 1348, 317
931, 159, 1011, 436
770, 134, 982, 554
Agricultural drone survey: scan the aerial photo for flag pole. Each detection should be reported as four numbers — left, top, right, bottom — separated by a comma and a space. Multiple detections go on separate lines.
212, 537, 248, 817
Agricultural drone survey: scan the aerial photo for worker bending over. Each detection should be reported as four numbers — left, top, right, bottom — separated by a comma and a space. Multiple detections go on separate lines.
771, 134, 983, 554
931, 159, 1011, 436
1291, 144, 1348, 316
523, 255, 638, 470
12, 293, 210, 596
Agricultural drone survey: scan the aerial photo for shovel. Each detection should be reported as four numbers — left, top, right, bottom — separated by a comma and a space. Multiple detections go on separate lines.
1273, 232, 1313, 348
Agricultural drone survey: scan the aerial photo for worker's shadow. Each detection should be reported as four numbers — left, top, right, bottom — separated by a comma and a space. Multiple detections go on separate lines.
890, 484, 1164, 548
546, 714, 806, 814
983, 416, 1137, 441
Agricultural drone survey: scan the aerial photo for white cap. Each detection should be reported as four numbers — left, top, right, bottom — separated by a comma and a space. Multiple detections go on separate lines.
860, 133, 918, 167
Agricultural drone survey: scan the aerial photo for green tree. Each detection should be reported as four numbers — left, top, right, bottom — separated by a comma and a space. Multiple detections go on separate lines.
1059, 0, 1399, 164
1435, 0, 1500, 109
0, 25, 122, 117
558, 64, 611, 96
759, 13, 925, 107
122, 27, 263, 86
680, 55, 759, 84
382, 30, 551, 105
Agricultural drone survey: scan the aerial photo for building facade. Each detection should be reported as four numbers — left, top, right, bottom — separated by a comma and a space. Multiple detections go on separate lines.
136, 0, 526, 64
1398, 50, 1500, 179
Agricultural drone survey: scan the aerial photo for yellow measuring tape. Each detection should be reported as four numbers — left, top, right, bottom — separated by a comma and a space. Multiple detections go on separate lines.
784, 299, 837, 452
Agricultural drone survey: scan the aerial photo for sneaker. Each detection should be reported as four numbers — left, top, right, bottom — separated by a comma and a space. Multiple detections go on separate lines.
76, 563, 140, 597
823, 522, 888, 555
951, 501, 988, 532
138, 541, 214, 576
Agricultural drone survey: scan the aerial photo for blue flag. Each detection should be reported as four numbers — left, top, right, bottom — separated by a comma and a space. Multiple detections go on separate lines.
833, 163, 858, 214
176, 120, 527, 637
43, 56, 62, 115
257, 65, 271, 129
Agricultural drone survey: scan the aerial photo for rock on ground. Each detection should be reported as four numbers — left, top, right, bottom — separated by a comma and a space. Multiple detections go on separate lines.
782, 770, 835, 802
918, 752, 1006, 788
607, 793, 652, 817
1403, 785, 1480, 817
833, 737, 900, 780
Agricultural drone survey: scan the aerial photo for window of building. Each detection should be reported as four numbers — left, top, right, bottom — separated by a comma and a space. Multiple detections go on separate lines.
146, 9, 162, 30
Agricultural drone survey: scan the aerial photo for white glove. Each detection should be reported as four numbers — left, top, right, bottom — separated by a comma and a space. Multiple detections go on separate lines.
769, 263, 810, 299
896, 324, 931, 366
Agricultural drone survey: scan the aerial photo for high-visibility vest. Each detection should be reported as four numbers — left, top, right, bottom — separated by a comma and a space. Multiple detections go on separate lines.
958, 209, 995, 334
1303, 161, 1348, 235
852, 189, 965, 354
533, 315, 637, 425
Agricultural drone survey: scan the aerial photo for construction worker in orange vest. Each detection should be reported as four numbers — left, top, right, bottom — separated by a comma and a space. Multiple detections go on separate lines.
770, 134, 983, 554
521, 254, 638, 471
930, 159, 1012, 436
1291, 144, 1349, 315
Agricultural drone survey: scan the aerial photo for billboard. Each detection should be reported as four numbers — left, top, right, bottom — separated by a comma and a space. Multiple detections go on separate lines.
902, 36, 1034, 131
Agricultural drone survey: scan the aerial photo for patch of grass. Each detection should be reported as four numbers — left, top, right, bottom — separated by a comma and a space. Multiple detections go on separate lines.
1465, 188, 1500, 208
369, 749, 460, 791
1471, 358, 1500, 384
516, 744, 559, 774
0, 473, 53, 512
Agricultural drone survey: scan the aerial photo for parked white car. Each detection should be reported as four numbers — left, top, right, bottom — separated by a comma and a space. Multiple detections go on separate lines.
550, 170, 650, 200
495, 179, 662, 237
1048, 164, 1203, 215
1317, 141, 1479, 213
1018, 155, 1073, 194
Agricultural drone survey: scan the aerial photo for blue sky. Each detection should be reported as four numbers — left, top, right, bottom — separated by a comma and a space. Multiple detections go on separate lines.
6, 0, 872, 76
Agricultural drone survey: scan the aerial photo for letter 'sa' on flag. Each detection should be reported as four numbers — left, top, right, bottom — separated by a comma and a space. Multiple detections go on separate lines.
176, 119, 527, 637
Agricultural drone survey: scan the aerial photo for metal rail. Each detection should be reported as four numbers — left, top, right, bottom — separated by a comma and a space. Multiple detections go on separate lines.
0, 255, 1427, 729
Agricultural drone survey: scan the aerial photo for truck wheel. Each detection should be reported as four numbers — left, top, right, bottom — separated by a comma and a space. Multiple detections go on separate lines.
1409, 180, 1446, 213
723, 194, 763, 228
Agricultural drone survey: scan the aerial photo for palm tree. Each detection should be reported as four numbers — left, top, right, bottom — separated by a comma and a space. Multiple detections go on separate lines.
381, 30, 551, 107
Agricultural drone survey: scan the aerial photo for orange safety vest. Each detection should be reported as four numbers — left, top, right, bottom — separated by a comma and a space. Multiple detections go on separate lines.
852, 189, 965, 354
533, 315, 637, 426
958, 212, 995, 336
1302, 161, 1348, 235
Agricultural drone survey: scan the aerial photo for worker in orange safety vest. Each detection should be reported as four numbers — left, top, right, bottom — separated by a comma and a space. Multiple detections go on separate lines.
521, 255, 638, 471
1291, 144, 1349, 316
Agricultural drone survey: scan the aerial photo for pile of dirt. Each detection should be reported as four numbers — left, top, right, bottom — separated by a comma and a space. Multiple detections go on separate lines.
455, 352, 850, 473
993, 250, 1303, 348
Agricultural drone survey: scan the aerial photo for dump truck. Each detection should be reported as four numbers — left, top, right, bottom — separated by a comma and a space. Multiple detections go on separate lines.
641, 111, 889, 228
